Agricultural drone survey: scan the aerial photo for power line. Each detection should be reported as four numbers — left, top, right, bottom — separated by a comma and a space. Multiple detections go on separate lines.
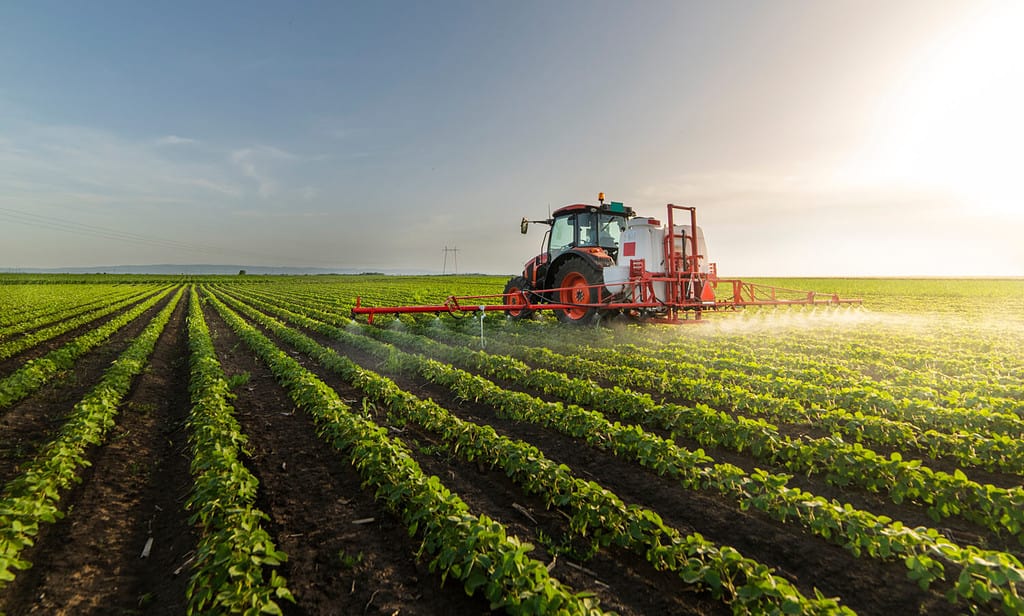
0, 206, 329, 266
0, 207, 213, 252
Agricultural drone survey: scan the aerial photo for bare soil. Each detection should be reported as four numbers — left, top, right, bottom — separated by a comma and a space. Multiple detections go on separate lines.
1, 292, 193, 615
0, 293, 174, 487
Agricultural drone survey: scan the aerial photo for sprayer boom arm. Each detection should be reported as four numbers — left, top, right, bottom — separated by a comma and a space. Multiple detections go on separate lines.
351, 279, 862, 324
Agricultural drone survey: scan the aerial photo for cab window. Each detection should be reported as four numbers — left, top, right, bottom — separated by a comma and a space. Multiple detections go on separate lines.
549, 215, 574, 252
576, 212, 596, 246
598, 214, 625, 247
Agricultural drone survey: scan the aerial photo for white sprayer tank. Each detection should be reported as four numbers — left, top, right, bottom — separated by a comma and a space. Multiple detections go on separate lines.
603, 218, 709, 301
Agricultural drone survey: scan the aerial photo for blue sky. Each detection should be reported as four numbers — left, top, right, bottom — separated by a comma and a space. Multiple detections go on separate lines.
1, 1, 1021, 275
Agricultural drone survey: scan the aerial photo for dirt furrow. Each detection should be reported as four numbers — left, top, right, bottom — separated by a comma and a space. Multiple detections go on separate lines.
235, 303, 727, 616
394, 332, 1020, 555
315, 330, 960, 616
0, 291, 193, 615
0, 290, 159, 378
202, 301, 493, 616
0, 292, 176, 488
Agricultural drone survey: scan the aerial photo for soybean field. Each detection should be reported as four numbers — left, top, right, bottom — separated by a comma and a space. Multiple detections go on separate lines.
0, 274, 1022, 615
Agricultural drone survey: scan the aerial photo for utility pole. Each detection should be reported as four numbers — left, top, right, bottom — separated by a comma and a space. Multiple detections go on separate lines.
442, 246, 459, 275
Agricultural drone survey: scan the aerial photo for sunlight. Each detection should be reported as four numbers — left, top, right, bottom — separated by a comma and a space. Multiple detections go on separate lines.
862, 1, 1024, 220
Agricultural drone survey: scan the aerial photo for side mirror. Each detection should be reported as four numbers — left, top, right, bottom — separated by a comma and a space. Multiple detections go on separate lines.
520, 217, 529, 234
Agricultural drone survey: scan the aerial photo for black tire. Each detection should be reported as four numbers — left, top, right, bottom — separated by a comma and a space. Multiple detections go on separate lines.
551, 260, 604, 325
502, 276, 535, 320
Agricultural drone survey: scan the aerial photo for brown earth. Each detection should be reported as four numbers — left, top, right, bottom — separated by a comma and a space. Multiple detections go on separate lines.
1, 290, 192, 615
0, 292, 174, 487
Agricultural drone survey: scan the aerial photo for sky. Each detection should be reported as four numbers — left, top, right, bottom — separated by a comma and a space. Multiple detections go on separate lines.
1, 0, 1021, 276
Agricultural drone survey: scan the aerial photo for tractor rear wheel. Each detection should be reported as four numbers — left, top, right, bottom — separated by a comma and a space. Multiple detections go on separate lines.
552, 261, 604, 325
502, 276, 535, 320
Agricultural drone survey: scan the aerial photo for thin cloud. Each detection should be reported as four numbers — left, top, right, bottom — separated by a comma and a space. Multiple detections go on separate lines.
155, 135, 199, 146
237, 144, 298, 160
229, 144, 299, 198
165, 176, 243, 198
0, 122, 241, 209
230, 149, 274, 198
327, 127, 350, 140
232, 208, 330, 218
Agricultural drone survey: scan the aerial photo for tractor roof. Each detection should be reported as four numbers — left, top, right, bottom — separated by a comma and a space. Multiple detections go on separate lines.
552, 202, 634, 217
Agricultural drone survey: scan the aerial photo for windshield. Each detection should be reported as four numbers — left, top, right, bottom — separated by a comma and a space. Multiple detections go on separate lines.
549, 211, 627, 253
597, 213, 625, 248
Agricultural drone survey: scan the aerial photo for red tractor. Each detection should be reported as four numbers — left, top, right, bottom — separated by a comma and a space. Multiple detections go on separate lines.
504, 193, 718, 324
352, 194, 860, 325
505, 194, 634, 324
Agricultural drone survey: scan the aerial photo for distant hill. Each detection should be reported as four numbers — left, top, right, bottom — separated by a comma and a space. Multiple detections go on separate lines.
0, 264, 439, 275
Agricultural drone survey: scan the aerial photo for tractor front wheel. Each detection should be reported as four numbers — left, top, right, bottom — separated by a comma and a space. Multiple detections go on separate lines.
502, 276, 535, 320
552, 261, 604, 325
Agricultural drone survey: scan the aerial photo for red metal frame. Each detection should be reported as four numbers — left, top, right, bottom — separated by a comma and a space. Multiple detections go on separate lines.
351, 204, 862, 324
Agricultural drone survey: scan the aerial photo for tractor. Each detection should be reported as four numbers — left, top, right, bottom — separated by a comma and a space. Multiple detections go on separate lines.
505, 193, 714, 324
351, 194, 860, 324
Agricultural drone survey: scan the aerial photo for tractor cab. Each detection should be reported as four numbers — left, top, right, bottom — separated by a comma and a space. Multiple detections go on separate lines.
517, 195, 635, 289
547, 203, 633, 260
524, 193, 634, 259
509, 194, 635, 323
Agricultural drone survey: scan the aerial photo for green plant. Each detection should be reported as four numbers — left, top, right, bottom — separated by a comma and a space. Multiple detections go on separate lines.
184, 287, 294, 615
0, 287, 184, 590
337, 550, 364, 569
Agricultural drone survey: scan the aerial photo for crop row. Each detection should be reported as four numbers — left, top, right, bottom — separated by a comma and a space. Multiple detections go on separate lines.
474, 301, 1023, 406
184, 288, 294, 615
262, 281, 1023, 409
415, 317, 1024, 478
238, 286, 1024, 539
553, 336, 1024, 435
0, 287, 182, 589
0, 286, 167, 363
233, 281, 1024, 404
475, 314, 1023, 431
0, 283, 135, 329
226, 286, 1024, 613
672, 309, 1014, 362
0, 285, 149, 341
0, 287, 173, 411
576, 336, 1022, 432
203, 289, 608, 615
212, 288, 851, 615
589, 320, 1024, 403
381, 319, 1024, 535
367, 320, 1024, 544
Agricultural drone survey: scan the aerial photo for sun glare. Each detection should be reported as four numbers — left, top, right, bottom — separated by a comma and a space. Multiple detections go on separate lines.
863, 2, 1024, 220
